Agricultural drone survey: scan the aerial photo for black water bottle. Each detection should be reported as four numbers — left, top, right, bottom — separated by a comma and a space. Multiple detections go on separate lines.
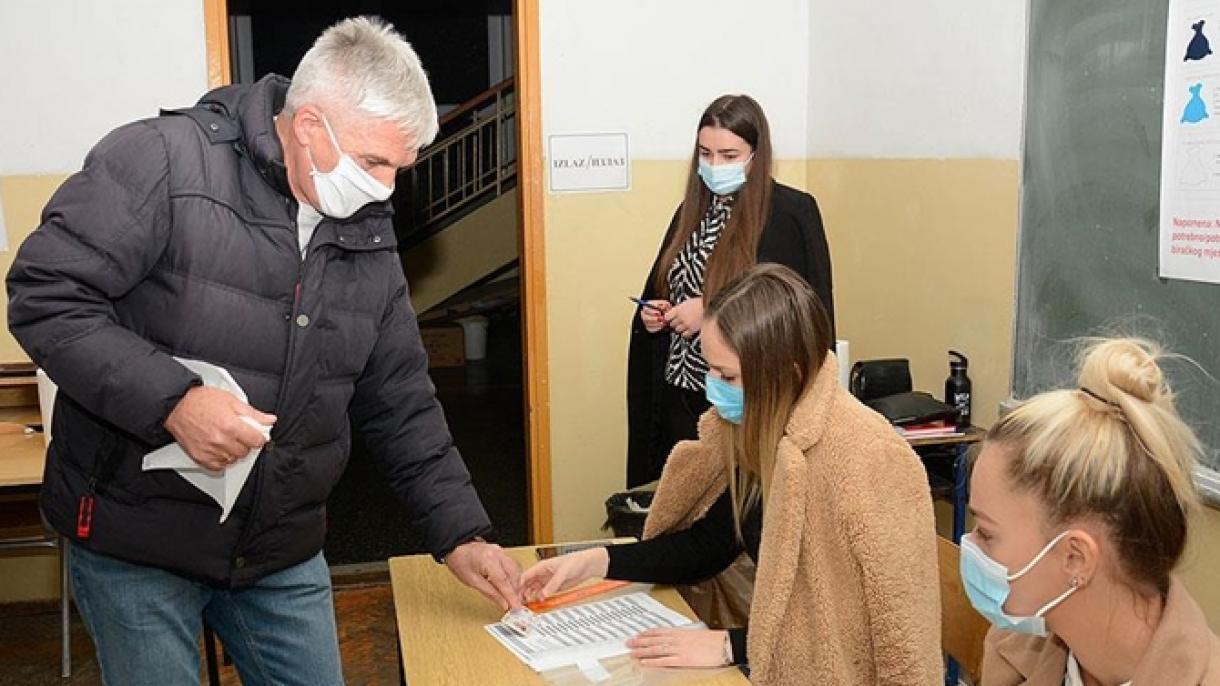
945, 351, 972, 429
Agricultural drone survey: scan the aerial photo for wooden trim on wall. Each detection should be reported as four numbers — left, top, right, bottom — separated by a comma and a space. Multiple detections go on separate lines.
515, 0, 554, 544
203, 0, 231, 88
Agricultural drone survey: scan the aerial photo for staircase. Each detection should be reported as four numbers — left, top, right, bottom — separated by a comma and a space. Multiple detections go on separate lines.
396, 77, 519, 314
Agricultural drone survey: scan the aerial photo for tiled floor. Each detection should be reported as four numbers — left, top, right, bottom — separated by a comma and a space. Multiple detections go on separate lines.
0, 572, 402, 685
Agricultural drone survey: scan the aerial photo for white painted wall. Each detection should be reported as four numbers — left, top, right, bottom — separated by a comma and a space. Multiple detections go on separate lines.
540, 0, 812, 160
807, 0, 1027, 159
539, 0, 1025, 162
0, 0, 209, 175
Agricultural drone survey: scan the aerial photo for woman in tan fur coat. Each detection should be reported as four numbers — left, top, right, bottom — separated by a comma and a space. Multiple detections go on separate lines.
523, 264, 943, 684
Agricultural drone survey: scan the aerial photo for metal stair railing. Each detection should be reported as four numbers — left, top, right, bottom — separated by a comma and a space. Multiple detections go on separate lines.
397, 77, 517, 244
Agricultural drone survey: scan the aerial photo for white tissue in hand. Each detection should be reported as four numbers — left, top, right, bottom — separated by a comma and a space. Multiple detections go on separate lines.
141, 358, 274, 523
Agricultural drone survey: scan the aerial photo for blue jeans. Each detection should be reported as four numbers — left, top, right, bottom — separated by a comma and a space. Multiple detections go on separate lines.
70, 544, 344, 686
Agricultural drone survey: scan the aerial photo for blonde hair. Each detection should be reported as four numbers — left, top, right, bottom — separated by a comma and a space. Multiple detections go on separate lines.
704, 264, 832, 539
988, 338, 1203, 592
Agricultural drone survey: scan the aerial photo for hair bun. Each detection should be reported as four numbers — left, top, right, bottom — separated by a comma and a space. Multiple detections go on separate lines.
1078, 338, 1165, 404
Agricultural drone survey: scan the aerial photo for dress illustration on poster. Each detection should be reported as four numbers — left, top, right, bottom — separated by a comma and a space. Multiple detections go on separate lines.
1182, 83, 1209, 123
1177, 143, 1209, 185
1160, 0, 1220, 284
1185, 19, 1213, 61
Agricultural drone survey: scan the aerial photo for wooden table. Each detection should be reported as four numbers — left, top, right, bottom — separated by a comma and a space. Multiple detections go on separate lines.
0, 407, 48, 488
390, 544, 749, 686
907, 427, 984, 544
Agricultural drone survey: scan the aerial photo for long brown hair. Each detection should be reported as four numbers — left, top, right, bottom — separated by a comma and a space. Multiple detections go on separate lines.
653, 94, 775, 300
987, 338, 1203, 596
704, 264, 832, 538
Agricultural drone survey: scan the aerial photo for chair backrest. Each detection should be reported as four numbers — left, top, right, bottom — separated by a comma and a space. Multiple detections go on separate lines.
938, 536, 991, 682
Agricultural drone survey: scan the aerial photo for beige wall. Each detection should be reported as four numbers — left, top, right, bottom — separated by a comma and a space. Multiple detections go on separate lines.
1182, 506, 1220, 631
809, 159, 1019, 427
403, 189, 520, 314
542, 158, 1015, 540
0, 175, 70, 363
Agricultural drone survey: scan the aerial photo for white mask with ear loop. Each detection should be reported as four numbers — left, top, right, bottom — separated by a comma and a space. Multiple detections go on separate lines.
305, 114, 394, 219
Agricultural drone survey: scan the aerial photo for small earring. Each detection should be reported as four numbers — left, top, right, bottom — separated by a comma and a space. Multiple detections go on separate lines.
1070, 576, 1082, 588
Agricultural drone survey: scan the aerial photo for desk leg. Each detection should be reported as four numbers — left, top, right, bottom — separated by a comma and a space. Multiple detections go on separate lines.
946, 444, 971, 686
952, 443, 970, 544
60, 538, 71, 679
203, 623, 221, 686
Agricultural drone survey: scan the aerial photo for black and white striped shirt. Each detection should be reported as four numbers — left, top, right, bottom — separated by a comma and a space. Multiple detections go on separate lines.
664, 194, 733, 391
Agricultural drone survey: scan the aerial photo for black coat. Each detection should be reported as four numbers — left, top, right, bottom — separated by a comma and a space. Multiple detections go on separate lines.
625, 182, 834, 488
7, 75, 492, 587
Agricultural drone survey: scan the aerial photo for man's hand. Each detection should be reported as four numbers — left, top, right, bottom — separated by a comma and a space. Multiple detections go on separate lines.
445, 540, 522, 611
164, 386, 276, 471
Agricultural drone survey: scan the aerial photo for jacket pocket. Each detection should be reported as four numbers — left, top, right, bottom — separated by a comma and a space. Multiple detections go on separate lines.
275, 436, 351, 517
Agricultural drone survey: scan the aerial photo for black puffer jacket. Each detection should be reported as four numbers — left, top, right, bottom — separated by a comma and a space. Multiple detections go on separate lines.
7, 75, 492, 587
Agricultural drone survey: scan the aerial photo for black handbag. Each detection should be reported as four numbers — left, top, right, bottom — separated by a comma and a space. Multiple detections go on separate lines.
849, 359, 912, 402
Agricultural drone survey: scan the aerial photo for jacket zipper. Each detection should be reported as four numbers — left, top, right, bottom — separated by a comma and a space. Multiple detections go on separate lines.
227, 210, 393, 571
76, 435, 121, 540
231, 210, 310, 570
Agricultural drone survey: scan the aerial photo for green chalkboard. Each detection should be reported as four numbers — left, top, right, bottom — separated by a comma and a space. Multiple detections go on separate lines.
1016, 0, 1220, 477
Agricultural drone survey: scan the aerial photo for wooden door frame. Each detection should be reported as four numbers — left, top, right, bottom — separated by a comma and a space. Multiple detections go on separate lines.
202, 0, 554, 543
203, 0, 230, 88
514, 0, 553, 544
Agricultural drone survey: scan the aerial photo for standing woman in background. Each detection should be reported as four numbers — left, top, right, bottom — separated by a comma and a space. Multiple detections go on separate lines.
626, 94, 834, 488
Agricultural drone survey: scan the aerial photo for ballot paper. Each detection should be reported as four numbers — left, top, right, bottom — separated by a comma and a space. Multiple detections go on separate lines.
486, 591, 698, 680
141, 358, 272, 523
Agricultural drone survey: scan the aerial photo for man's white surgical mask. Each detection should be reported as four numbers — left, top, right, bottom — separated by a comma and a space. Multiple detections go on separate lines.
306, 114, 394, 219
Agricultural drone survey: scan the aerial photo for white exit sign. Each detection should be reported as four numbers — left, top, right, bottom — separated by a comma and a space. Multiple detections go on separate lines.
547, 132, 630, 193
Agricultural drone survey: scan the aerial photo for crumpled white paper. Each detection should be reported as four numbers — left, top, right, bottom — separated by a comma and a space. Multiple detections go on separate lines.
142, 358, 273, 523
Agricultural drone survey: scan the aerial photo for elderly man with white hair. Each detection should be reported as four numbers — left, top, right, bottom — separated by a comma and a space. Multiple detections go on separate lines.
7, 17, 519, 685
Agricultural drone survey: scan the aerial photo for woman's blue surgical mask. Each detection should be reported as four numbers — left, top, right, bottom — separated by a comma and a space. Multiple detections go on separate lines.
705, 374, 744, 424
697, 155, 753, 195
959, 531, 1079, 637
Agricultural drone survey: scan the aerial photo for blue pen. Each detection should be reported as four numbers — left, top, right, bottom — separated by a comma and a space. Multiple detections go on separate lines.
628, 296, 664, 312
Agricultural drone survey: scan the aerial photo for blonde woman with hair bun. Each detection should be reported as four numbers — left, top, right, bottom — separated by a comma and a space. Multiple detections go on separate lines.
962, 338, 1220, 685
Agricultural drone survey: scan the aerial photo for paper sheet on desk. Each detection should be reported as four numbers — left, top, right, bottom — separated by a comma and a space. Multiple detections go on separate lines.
486, 591, 699, 680
141, 358, 272, 523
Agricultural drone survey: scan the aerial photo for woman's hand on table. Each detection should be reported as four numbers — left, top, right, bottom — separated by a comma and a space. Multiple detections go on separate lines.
520, 547, 610, 602
628, 628, 731, 668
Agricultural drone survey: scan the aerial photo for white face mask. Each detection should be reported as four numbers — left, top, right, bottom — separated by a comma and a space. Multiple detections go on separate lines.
305, 114, 394, 219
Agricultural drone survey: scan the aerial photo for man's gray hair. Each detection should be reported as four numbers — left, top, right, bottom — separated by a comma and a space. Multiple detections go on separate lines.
284, 17, 439, 147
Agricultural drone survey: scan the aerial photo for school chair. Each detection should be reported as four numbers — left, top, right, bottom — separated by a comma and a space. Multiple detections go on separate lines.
0, 498, 71, 678
203, 620, 234, 686
938, 535, 990, 684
